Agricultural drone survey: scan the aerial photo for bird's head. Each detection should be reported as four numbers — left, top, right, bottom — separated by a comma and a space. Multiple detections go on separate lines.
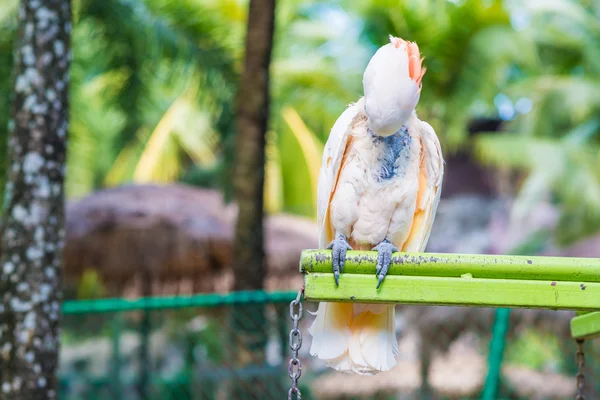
363, 35, 426, 137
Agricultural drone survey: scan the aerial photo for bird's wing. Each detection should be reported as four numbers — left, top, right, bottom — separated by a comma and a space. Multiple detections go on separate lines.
317, 98, 364, 248
401, 116, 444, 253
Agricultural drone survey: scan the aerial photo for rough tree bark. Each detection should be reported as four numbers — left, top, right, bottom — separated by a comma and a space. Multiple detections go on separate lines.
231, 0, 276, 395
0, 0, 71, 399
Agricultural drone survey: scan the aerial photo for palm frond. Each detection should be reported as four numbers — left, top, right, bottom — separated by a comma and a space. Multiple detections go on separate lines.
475, 121, 600, 244
277, 107, 325, 217
281, 106, 323, 199
78, 0, 239, 165
68, 23, 128, 197
128, 86, 219, 184
474, 134, 564, 170
514, 0, 600, 74
132, 96, 188, 183
500, 76, 600, 149
518, 0, 598, 30
264, 130, 284, 214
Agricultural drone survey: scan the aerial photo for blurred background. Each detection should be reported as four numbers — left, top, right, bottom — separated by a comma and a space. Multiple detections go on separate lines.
1, 0, 600, 398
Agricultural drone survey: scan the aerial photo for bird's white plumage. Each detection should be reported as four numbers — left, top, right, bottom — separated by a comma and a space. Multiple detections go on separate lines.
363, 43, 421, 137
310, 112, 444, 375
309, 34, 443, 376
317, 98, 365, 249
329, 112, 421, 248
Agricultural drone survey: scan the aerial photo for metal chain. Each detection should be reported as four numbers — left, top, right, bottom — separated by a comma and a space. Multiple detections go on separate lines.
288, 287, 304, 400
575, 338, 586, 400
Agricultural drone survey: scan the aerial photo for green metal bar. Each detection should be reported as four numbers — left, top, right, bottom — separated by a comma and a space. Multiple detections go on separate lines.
481, 308, 511, 400
303, 273, 599, 310
571, 311, 600, 339
300, 250, 600, 282
61, 290, 297, 315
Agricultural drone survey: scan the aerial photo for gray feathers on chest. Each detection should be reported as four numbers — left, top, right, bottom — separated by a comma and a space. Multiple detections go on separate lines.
370, 126, 412, 182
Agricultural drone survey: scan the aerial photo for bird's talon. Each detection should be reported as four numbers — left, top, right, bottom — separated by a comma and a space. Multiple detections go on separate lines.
372, 239, 398, 289
377, 274, 385, 289
327, 234, 352, 286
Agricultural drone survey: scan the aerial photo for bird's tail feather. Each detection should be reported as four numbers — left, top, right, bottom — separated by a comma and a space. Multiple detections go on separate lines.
309, 302, 398, 375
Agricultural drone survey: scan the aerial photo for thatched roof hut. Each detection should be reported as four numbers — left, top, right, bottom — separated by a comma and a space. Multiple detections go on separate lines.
63, 184, 316, 296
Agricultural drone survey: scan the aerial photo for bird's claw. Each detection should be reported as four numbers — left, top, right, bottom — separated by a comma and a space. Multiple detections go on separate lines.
327, 234, 353, 285
372, 239, 398, 289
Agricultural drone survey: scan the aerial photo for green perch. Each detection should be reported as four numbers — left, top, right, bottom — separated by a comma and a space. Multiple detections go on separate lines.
300, 249, 600, 399
299, 250, 600, 311
571, 311, 600, 340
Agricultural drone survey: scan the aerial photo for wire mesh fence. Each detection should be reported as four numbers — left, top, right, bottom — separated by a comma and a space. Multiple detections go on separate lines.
58, 292, 597, 400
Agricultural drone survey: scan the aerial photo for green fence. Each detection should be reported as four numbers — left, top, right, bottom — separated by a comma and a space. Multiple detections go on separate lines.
59, 291, 598, 399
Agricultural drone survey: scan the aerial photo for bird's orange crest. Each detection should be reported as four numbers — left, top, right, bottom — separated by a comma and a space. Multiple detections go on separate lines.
389, 36, 426, 88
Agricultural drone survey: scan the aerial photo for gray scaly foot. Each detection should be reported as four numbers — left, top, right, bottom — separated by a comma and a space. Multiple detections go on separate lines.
326, 234, 353, 285
372, 239, 398, 289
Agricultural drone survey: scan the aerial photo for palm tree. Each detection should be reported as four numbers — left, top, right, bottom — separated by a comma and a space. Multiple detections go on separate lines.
0, 0, 71, 397
475, 0, 600, 246
231, 0, 275, 395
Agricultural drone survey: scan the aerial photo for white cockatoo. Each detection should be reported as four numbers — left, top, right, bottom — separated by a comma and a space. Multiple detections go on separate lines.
308, 35, 444, 375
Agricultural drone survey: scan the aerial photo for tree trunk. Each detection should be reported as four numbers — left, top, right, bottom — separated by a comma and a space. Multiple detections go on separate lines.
231, 0, 275, 396
0, 0, 71, 398
233, 0, 275, 287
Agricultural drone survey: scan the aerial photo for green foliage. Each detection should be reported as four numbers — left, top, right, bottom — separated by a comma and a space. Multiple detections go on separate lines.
268, 3, 365, 216
164, 313, 227, 365
0, 0, 361, 217
0, 1, 16, 205
76, 269, 108, 299
69, 0, 239, 197
504, 328, 565, 372
2, 0, 600, 245
475, 0, 600, 245
350, 0, 538, 151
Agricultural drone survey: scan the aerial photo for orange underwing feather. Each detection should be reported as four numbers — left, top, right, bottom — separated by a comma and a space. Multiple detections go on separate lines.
402, 170, 428, 251
401, 120, 444, 252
